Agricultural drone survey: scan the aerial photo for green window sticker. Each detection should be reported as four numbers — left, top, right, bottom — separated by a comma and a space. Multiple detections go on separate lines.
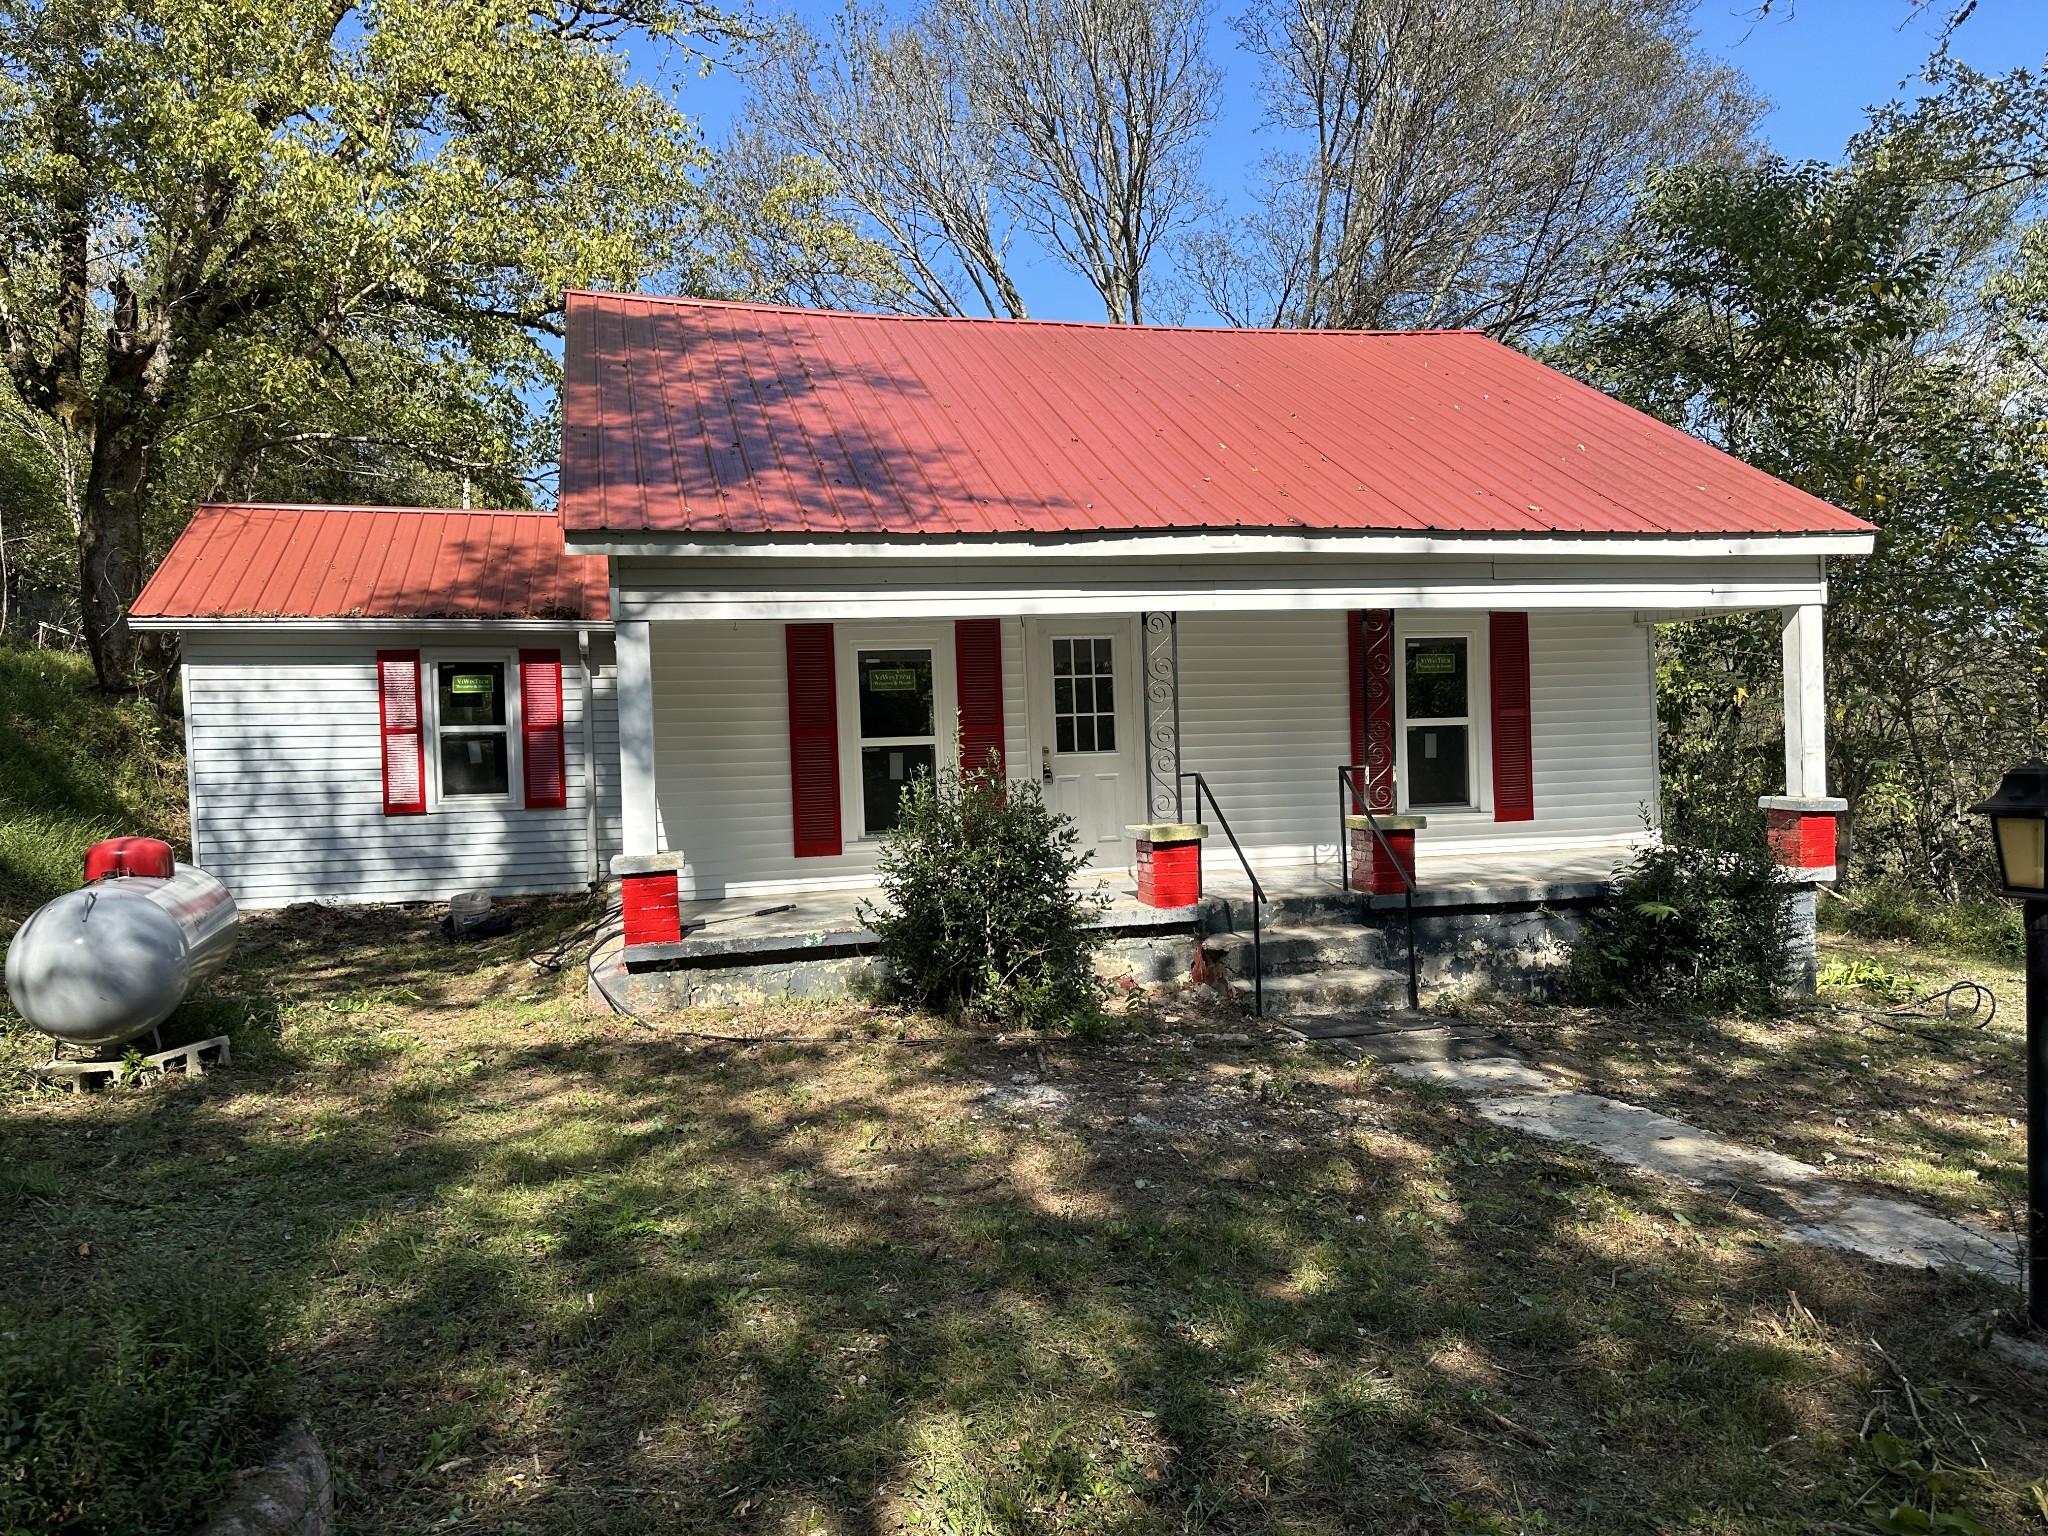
867, 668, 919, 693
451, 673, 494, 695
1413, 652, 1457, 675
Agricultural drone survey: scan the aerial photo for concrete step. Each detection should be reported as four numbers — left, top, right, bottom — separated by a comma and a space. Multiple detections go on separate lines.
1228, 965, 1415, 1016
1206, 888, 1365, 930
1201, 924, 1394, 977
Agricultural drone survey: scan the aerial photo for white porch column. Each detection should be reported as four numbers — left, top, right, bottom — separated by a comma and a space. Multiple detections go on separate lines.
614, 618, 661, 857
1761, 603, 1846, 994
1781, 603, 1828, 799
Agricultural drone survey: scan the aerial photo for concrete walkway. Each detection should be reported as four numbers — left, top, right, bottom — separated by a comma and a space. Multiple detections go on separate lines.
1288, 1015, 2022, 1287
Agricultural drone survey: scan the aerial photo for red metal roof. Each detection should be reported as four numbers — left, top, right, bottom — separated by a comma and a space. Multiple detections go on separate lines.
560, 291, 1871, 540
131, 504, 609, 622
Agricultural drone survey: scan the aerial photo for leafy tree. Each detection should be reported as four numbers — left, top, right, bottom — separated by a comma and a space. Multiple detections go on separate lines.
1576, 60, 2048, 897
0, 0, 885, 693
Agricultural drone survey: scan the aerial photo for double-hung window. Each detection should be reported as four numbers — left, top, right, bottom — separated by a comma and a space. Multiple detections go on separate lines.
856, 648, 936, 835
436, 661, 512, 799
1402, 636, 1473, 810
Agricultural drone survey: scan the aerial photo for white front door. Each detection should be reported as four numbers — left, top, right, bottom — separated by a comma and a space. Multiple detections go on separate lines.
1024, 617, 1143, 867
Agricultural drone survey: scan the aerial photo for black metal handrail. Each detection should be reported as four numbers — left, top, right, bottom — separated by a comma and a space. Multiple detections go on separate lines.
1338, 766, 1421, 1012
1180, 770, 1265, 1018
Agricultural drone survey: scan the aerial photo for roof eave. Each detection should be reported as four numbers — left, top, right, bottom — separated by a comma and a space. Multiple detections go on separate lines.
565, 526, 1877, 560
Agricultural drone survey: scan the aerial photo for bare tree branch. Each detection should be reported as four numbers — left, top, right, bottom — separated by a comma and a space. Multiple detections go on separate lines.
1196, 0, 1758, 339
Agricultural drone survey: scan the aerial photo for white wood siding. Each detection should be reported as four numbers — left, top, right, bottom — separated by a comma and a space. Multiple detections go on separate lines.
182, 631, 620, 908
648, 610, 1655, 898
1175, 610, 1655, 874
1175, 611, 1351, 868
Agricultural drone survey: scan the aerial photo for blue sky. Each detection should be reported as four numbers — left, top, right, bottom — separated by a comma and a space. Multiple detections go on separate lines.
654, 0, 2046, 321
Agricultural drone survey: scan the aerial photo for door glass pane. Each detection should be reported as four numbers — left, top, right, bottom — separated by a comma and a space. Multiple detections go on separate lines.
858, 649, 935, 737
1406, 725, 1469, 808
862, 744, 936, 833
1404, 638, 1467, 720
438, 662, 506, 728
1051, 636, 1116, 755
441, 732, 510, 796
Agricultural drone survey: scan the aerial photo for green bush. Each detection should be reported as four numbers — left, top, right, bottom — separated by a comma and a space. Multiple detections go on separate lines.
861, 764, 1108, 1029
1819, 879, 2024, 962
1570, 843, 1795, 1014
0, 1263, 292, 1534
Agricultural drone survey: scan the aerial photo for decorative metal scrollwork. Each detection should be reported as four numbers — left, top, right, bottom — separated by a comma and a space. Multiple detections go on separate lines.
1141, 612, 1182, 820
1363, 609, 1396, 813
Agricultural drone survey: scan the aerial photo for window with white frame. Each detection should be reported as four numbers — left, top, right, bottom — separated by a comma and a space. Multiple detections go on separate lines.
855, 647, 937, 835
1401, 635, 1473, 809
435, 660, 512, 798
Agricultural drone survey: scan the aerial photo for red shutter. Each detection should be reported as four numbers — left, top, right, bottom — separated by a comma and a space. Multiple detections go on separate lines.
786, 623, 843, 857
1348, 610, 1396, 813
519, 649, 568, 809
955, 618, 1004, 780
377, 650, 426, 815
1490, 612, 1534, 822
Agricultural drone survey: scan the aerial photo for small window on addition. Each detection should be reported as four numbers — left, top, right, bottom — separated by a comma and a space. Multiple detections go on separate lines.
1403, 637, 1471, 809
437, 662, 510, 797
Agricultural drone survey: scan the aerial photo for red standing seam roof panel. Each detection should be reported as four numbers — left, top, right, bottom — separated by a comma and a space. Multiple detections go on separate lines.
557, 292, 1872, 539
131, 505, 610, 622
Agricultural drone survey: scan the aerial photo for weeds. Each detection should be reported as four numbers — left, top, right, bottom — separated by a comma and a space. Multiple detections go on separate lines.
0, 643, 187, 926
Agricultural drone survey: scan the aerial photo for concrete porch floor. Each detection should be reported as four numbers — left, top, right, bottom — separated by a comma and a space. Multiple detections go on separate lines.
642, 839, 1641, 960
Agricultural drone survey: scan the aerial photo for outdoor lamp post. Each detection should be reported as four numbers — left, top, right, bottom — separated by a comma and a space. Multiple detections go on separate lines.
1969, 757, 2048, 1329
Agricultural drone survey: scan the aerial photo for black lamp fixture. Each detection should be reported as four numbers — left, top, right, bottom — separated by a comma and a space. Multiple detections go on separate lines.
1969, 757, 2048, 1329
1974, 758, 2048, 900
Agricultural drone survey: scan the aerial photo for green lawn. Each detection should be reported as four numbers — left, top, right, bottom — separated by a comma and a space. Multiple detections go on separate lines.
4, 899, 2045, 1535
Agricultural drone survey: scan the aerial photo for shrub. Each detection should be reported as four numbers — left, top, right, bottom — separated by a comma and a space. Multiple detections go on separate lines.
1819, 879, 2024, 963
861, 763, 1108, 1029
0, 1262, 292, 1533
1569, 843, 1795, 1014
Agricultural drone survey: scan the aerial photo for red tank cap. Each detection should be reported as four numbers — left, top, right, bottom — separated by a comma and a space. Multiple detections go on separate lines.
83, 837, 176, 883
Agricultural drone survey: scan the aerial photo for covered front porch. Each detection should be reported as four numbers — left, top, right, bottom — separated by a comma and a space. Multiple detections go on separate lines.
597, 559, 1843, 942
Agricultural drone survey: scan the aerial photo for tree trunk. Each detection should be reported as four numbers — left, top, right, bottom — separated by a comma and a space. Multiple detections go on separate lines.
77, 404, 154, 693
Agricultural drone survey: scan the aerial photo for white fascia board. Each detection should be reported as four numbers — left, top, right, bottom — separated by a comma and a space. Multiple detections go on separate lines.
128, 616, 615, 634
567, 529, 1875, 561
612, 581, 1829, 623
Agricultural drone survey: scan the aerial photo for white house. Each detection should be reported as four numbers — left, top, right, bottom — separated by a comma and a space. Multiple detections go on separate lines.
131, 294, 1872, 1003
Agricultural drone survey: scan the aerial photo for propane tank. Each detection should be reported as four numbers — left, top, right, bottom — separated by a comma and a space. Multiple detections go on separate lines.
4, 838, 239, 1051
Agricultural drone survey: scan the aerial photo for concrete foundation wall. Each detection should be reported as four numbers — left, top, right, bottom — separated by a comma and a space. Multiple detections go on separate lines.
1362, 900, 1594, 1001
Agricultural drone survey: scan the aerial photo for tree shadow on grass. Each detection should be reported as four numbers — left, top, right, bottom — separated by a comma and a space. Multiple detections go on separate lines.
6, 999, 2044, 1535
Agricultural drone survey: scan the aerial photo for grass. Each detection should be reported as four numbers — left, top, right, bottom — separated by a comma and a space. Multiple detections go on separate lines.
0, 641, 187, 928
1482, 934, 2029, 1233
5, 899, 2047, 1534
